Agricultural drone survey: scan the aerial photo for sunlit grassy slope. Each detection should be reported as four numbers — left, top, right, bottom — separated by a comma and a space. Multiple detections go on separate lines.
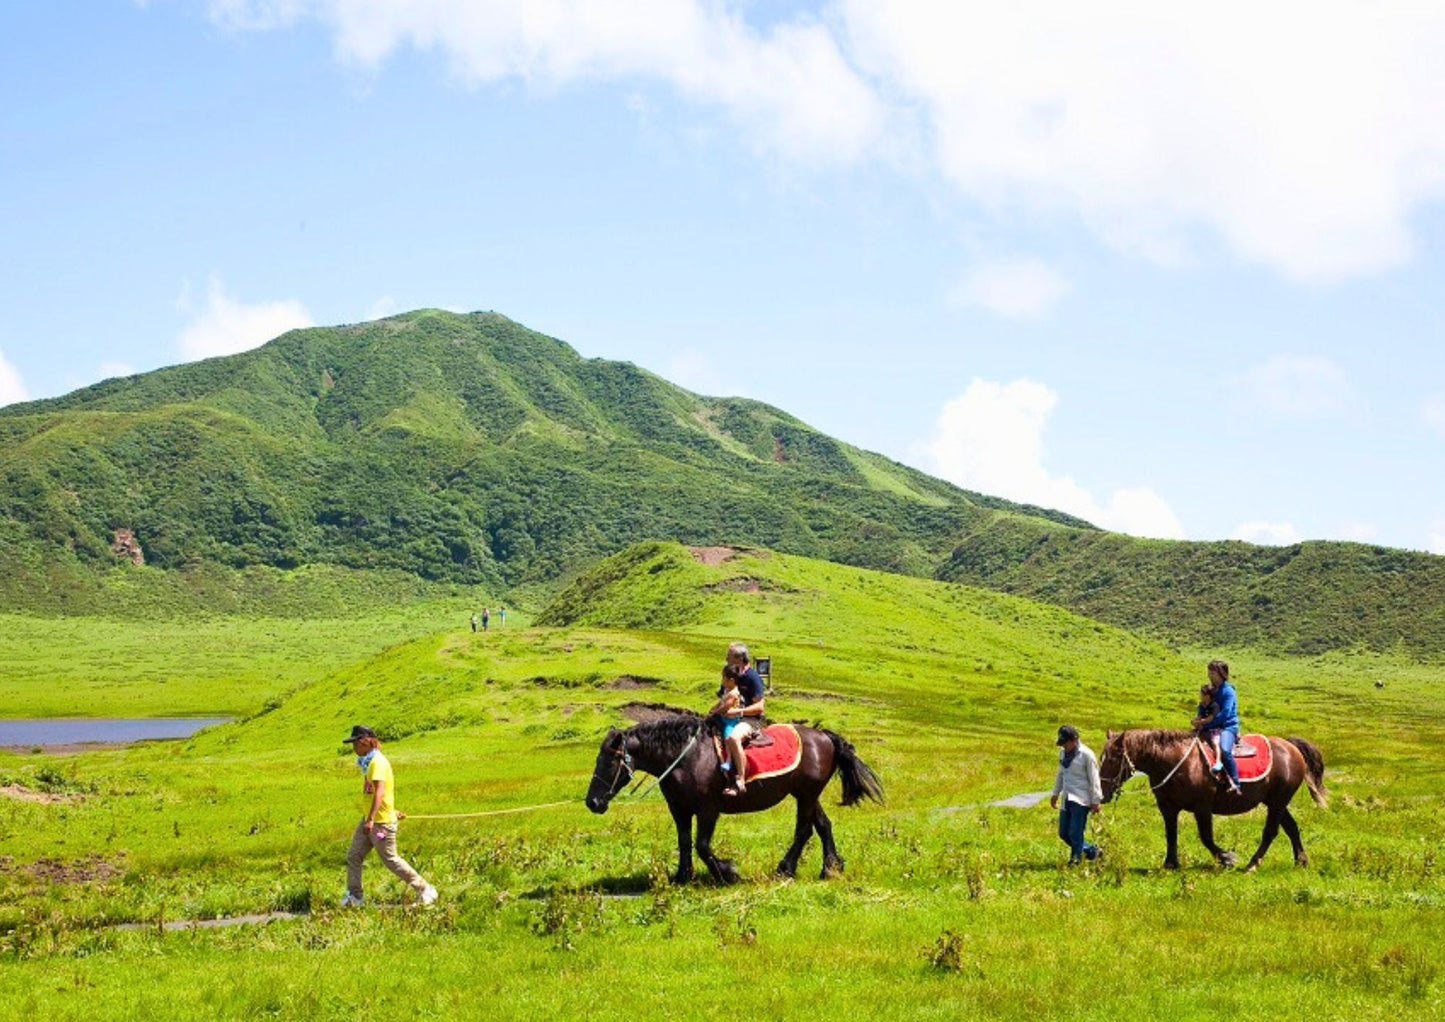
2, 543, 1442, 1019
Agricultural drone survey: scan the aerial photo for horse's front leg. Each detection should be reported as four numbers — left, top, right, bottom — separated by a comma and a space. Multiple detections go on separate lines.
694, 810, 738, 884
1160, 805, 1181, 869
1244, 805, 1283, 873
1195, 811, 1236, 868
669, 804, 695, 884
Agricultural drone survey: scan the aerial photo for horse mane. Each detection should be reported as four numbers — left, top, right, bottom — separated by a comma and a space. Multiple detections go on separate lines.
626, 711, 704, 758
1125, 728, 1196, 761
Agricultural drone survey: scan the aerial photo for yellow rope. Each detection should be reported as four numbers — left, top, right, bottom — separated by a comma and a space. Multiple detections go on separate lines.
400, 799, 577, 820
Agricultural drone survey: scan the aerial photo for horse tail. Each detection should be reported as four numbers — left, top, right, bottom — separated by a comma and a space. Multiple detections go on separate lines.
1286, 737, 1328, 808
821, 729, 884, 807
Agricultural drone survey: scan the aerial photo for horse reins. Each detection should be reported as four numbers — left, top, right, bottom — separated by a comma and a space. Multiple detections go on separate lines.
1104, 735, 1199, 797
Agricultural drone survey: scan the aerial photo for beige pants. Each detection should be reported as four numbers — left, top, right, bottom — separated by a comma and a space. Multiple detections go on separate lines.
346, 821, 427, 899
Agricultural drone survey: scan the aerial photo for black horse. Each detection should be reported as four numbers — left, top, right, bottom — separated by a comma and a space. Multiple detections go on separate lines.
586, 713, 883, 883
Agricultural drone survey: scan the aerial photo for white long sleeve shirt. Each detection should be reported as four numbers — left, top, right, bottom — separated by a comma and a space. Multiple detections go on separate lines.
1052, 744, 1103, 807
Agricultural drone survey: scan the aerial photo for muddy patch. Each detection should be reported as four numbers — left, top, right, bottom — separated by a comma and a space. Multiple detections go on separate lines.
687, 545, 741, 566
1, 853, 125, 884
704, 577, 762, 594
603, 675, 663, 690
619, 702, 699, 724
0, 783, 81, 805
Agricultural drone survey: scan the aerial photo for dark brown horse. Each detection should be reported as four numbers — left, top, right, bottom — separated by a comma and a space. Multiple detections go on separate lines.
1099, 729, 1327, 871
585, 713, 883, 883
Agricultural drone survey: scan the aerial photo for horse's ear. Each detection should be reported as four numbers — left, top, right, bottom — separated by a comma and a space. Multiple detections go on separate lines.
1106, 729, 1114, 741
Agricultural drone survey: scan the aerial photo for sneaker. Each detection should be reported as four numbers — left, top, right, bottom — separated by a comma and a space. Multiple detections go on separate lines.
1209, 762, 1222, 773
340, 892, 363, 907
419, 884, 438, 906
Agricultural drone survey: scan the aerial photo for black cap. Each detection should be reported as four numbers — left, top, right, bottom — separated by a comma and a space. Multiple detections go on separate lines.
342, 724, 377, 744
1056, 724, 1080, 746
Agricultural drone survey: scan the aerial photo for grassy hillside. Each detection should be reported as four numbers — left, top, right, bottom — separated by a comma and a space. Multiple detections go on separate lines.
2, 545, 1442, 1019
0, 310, 1083, 616
937, 516, 1445, 656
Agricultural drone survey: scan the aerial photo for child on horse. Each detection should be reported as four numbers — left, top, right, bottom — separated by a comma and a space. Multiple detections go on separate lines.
1192, 660, 1242, 795
709, 665, 749, 796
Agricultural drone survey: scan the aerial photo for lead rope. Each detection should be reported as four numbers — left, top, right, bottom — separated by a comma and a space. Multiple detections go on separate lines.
615, 724, 703, 803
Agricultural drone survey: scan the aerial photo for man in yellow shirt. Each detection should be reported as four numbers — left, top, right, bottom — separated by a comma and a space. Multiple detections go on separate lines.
341, 725, 437, 907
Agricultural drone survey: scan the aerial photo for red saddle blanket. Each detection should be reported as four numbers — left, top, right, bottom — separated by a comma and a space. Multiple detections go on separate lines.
1200, 734, 1273, 782
742, 725, 803, 780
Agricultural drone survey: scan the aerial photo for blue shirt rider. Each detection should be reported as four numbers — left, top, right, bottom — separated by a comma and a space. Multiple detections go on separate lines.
1193, 660, 1242, 794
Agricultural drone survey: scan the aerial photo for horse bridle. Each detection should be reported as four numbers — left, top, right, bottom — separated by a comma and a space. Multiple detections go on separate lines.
591, 743, 635, 796
1101, 742, 1139, 800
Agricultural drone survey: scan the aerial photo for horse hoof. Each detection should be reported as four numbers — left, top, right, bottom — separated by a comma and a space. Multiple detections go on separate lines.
1221, 854, 1238, 868
820, 857, 844, 879
1244, 862, 1259, 874
775, 862, 797, 879
1296, 855, 1309, 868
1163, 861, 1180, 871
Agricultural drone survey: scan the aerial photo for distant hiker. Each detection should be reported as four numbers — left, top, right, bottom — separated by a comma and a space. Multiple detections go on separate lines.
709, 665, 747, 796
481, 607, 490, 631
469, 612, 479, 633
341, 725, 437, 907
1050, 725, 1101, 865
499, 606, 506, 627
1192, 660, 1242, 795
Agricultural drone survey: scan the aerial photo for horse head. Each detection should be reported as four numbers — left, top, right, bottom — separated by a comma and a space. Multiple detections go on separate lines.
1099, 729, 1134, 803
585, 726, 635, 814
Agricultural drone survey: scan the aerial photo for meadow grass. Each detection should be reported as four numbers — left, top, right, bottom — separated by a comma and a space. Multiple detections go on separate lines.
2, 546, 1442, 1019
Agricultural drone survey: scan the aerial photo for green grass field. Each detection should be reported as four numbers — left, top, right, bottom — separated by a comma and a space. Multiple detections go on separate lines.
2, 545, 1441, 1019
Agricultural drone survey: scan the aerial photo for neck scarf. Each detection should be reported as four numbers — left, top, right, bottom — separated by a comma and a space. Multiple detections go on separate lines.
1061, 748, 1078, 768
356, 748, 378, 772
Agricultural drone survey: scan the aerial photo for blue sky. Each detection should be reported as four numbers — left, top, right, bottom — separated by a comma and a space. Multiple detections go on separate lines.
3, 2, 1444, 552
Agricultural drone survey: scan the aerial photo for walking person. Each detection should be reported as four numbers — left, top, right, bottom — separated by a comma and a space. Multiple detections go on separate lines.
481, 607, 489, 632
1049, 724, 1102, 864
469, 612, 478, 633
498, 606, 506, 627
341, 725, 437, 907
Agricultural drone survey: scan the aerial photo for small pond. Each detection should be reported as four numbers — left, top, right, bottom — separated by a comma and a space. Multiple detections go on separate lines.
0, 718, 232, 748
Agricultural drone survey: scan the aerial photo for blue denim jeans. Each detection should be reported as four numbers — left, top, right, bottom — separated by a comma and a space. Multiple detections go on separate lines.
1217, 728, 1241, 786
1058, 800, 1098, 863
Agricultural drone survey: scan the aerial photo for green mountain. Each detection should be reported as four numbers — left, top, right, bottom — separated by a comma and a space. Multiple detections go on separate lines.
936, 516, 1445, 655
0, 310, 1082, 614
5, 307, 1442, 656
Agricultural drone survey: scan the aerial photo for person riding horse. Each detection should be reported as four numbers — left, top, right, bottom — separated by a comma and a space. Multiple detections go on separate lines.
1192, 660, 1242, 795
712, 642, 766, 796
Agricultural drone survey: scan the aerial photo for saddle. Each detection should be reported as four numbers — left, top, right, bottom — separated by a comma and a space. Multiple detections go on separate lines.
1199, 734, 1274, 783
712, 724, 803, 781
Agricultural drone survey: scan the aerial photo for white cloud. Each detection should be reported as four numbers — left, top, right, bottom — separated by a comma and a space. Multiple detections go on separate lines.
364, 296, 399, 321
1231, 521, 1302, 546
845, 2, 1445, 282
97, 361, 136, 380
176, 276, 314, 360
211, 4, 1445, 282
1239, 356, 1352, 417
948, 257, 1070, 319
1423, 394, 1445, 436
211, 0, 887, 166
919, 378, 1186, 539
1429, 520, 1445, 556
0, 348, 29, 407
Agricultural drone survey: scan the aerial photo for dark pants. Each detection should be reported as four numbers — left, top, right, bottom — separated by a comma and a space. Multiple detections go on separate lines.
1058, 801, 1098, 863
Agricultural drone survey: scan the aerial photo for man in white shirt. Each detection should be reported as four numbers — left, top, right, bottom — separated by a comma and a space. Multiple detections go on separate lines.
1049, 724, 1102, 864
